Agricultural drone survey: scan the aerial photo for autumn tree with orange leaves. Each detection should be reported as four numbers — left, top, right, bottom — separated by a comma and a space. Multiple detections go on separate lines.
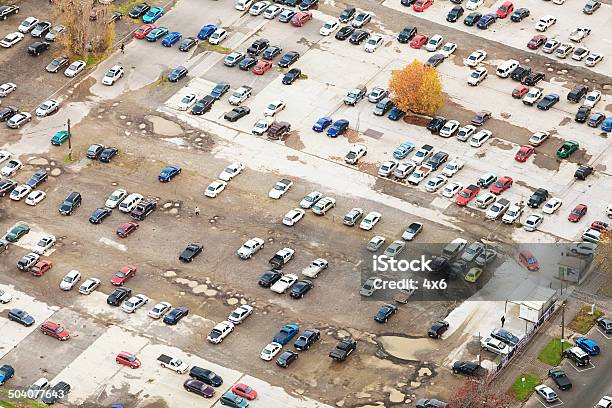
388, 59, 444, 116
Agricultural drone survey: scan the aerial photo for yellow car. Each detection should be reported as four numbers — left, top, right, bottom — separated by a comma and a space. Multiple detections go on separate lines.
465, 267, 482, 283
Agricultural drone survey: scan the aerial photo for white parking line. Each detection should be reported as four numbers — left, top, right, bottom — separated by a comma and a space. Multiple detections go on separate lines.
536, 397, 564, 408
595, 328, 611, 340
567, 360, 595, 372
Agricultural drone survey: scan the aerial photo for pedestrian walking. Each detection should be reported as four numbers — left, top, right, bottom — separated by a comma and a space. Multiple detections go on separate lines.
195, 206, 200, 216
120, 43, 125, 54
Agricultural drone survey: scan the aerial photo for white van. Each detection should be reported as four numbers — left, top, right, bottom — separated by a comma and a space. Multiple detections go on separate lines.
496, 59, 519, 78
118, 193, 144, 213
235, 0, 254, 11
582, 228, 601, 244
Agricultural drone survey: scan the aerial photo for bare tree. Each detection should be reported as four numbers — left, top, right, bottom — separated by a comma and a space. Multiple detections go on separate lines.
447, 378, 513, 408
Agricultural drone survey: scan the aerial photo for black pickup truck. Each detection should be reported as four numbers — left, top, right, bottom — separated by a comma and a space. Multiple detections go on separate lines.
329, 338, 357, 361
548, 367, 572, 390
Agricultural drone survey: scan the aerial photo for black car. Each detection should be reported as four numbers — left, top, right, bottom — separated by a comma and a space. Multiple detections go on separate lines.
463, 12, 482, 26
290, 279, 313, 298
276, 350, 298, 368
238, 57, 258, 71
388, 107, 406, 121
294, 329, 320, 350
164, 307, 189, 325
189, 367, 222, 387
596, 317, 612, 334
46, 56, 69, 73
510, 7, 530, 22
179, 243, 203, 262
89, 207, 112, 224
130, 200, 156, 220
42, 381, 71, 404
335, 26, 355, 40
191, 95, 215, 115
575, 105, 591, 123
567, 84, 588, 103
24, 170, 47, 189
110, 12, 124, 23
401, 0, 417, 5
263, 45, 283, 60
447, 5, 464, 22
548, 368, 572, 391
426, 151, 449, 170
28, 41, 50, 56
0, 5, 19, 20
338, 6, 356, 22
59, 192, 82, 216
374, 303, 398, 323
349, 30, 369, 45
247, 38, 269, 56
168, 66, 188, 82
427, 116, 447, 133
99, 147, 118, 162
224, 106, 250, 122
0, 106, 18, 122
587, 112, 605, 128
282, 68, 301, 85
128, 2, 150, 18
574, 165, 593, 180
183, 379, 214, 398
528, 188, 548, 208
107, 287, 131, 306
258, 270, 283, 287
428, 320, 449, 338
278, 51, 300, 68
511, 66, 531, 82
179, 37, 198, 52
522, 71, 544, 86
491, 328, 519, 347
0, 179, 17, 197
86, 143, 105, 159
536, 94, 559, 110
397, 26, 417, 43
425, 53, 445, 67
452, 361, 479, 375
298, 0, 318, 11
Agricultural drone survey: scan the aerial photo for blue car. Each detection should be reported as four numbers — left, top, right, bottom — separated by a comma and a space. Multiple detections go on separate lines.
168, 66, 188, 82
272, 324, 299, 345
312, 116, 332, 132
326, 119, 349, 137
575, 337, 600, 355
159, 164, 181, 182
142, 7, 164, 23
197, 24, 217, 40
602, 117, 612, 132
161, 31, 182, 47
388, 106, 405, 121
211, 83, 230, 99
163, 307, 189, 325
145, 26, 169, 41
477, 14, 496, 29
374, 303, 398, 323
7, 308, 35, 327
393, 142, 415, 159
0, 364, 15, 385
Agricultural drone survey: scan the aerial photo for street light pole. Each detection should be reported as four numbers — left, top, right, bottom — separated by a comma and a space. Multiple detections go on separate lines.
560, 301, 566, 360
67, 118, 72, 160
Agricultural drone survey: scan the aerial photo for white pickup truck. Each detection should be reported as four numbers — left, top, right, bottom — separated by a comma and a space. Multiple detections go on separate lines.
228, 86, 252, 105
407, 165, 433, 185
441, 159, 464, 177
157, 354, 189, 374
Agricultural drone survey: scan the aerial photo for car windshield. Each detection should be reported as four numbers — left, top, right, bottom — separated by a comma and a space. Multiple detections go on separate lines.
63, 276, 73, 282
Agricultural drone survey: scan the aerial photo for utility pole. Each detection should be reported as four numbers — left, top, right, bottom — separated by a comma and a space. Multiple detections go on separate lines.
478, 331, 482, 366
67, 119, 72, 161
560, 301, 566, 360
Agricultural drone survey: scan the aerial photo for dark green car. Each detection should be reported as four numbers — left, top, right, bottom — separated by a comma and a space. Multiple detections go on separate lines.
556, 140, 579, 159
464, 12, 482, 26
51, 130, 69, 146
5, 224, 30, 242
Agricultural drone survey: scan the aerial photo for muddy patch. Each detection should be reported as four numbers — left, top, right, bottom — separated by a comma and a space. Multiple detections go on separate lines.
377, 335, 438, 362
558, 117, 572, 127
533, 153, 560, 171
284, 131, 305, 150
357, 161, 379, 177
489, 138, 514, 150
145, 115, 183, 136
344, 129, 365, 143
403, 114, 430, 127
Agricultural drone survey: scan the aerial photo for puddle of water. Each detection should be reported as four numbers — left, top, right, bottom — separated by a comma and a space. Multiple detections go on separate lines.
145, 115, 183, 136
378, 336, 436, 360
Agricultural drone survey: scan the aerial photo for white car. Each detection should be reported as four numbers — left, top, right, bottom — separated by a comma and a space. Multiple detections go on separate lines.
283, 208, 305, 226
25, 190, 46, 206
535, 385, 558, 403
219, 162, 245, 181
6, 112, 30, 129
469, 130, 492, 147
102, 65, 124, 86
476, 192, 496, 208
311, 196, 335, 214
585, 53, 603, 67
205, 180, 227, 198
465, 0, 484, 9
207, 321, 235, 344
177, 93, 197, 111
1, 159, 22, 177
569, 26, 591, 43
260, 342, 283, 361
594, 396, 612, 408
0, 82, 17, 97
456, 125, 476, 142
0, 32, 25, 48
33, 235, 56, 255
425, 175, 448, 192
572, 47, 590, 61
378, 160, 398, 177
584, 90, 601, 108
394, 161, 416, 179
35, 99, 59, 117
425, 34, 443, 52
360, 211, 381, 230
523, 87, 543, 105
118, 193, 143, 213
59, 270, 81, 291
269, 179, 293, 199
264, 100, 286, 117
439, 120, 460, 137
9, 184, 31, 201
364, 34, 384, 52
0, 150, 10, 164
502, 204, 523, 224
481, 337, 510, 355
237, 237, 265, 259
18, 17, 39, 33
228, 304, 254, 324
121, 294, 149, 313
64, 60, 86, 78
302, 258, 329, 278
252, 118, 272, 136
0, 289, 13, 304
542, 197, 563, 214
467, 67, 487, 86
209, 28, 228, 45
442, 181, 463, 198
344, 144, 367, 165
367, 235, 386, 251
439, 42, 457, 57
524, 214, 544, 231
320, 20, 340, 36
464, 49, 487, 67
299, 191, 322, 209
105, 188, 128, 208
249, 1, 271, 15
263, 4, 282, 19
529, 131, 549, 146
78, 278, 101, 295
535, 15, 557, 32
270, 273, 298, 293
148, 301, 172, 318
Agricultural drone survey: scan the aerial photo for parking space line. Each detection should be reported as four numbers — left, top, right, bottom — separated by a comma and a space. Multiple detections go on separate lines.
596, 328, 611, 340
568, 360, 595, 372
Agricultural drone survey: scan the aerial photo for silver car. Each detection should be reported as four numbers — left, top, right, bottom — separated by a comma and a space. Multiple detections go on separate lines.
384, 240, 406, 258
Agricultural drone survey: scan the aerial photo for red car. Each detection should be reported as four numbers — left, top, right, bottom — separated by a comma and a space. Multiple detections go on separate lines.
134, 24, 156, 39
111, 265, 137, 286
116, 221, 139, 238
496, 1, 514, 18
413, 0, 433, 12
568, 204, 587, 222
490, 176, 513, 194
512, 85, 529, 99
40, 321, 70, 341
31, 259, 53, 276
456, 184, 480, 206
527, 35, 547, 50
290, 11, 312, 27
252, 60, 273, 75
231, 383, 257, 400
409, 34, 429, 48
590, 221, 609, 232
514, 145, 534, 162
519, 250, 539, 272
116, 351, 141, 369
